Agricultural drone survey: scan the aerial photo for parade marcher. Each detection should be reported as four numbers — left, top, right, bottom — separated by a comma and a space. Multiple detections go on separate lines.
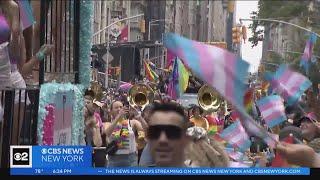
138, 104, 157, 166
84, 96, 107, 167
104, 101, 145, 167
157, 75, 167, 94
147, 103, 190, 167
276, 143, 320, 167
189, 105, 209, 130
299, 112, 320, 152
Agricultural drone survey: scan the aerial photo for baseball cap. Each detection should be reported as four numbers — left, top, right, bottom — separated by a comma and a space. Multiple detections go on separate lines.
299, 112, 317, 123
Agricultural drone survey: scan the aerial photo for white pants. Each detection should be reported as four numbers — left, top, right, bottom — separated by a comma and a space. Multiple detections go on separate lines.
10, 71, 30, 104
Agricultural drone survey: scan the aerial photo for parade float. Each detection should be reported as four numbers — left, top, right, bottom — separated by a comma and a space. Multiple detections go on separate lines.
37, 1, 93, 145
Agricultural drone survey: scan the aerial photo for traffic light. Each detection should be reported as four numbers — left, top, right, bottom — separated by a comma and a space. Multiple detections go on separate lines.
232, 26, 242, 44
140, 20, 146, 33
227, 1, 235, 13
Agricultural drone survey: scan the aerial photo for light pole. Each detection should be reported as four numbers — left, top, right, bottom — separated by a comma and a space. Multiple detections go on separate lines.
240, 18, 320, 38
92, 14, 144, 88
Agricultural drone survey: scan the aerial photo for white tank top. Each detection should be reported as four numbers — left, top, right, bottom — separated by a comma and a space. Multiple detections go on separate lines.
115, 120, 137, 155
0, 42, 11, 88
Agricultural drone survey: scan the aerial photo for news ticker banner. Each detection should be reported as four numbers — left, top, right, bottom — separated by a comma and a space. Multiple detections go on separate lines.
10, 146, 310, 175
11, 167, 310, 175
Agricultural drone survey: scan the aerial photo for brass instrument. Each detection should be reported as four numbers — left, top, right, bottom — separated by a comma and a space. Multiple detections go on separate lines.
197, 84, 222, 112
189, 115, 209, 130
128, 83, 153, 150
128, 83, 154, 110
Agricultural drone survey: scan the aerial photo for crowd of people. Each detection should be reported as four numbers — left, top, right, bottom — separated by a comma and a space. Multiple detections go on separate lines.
1, 0, 320, 169
83, 80, 320, 168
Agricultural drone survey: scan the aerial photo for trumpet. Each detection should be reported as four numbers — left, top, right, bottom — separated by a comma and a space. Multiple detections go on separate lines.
128, 83, 154, 110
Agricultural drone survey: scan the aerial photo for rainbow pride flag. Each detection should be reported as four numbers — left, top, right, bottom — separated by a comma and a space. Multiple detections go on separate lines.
167, 57, 189, 99
17, 0, 35, 30
244, 88, 254, 114
143, 60, 159, 82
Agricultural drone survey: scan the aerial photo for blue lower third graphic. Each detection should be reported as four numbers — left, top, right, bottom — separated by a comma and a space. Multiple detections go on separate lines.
11, 167, 310, 175
32, 146, 92, 168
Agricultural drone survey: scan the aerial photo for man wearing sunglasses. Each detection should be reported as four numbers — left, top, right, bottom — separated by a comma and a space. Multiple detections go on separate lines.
299, 112, 320, 153
147, 103, 190, 167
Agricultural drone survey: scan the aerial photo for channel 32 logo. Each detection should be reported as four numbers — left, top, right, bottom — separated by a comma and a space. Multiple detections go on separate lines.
10, 146, 32, 168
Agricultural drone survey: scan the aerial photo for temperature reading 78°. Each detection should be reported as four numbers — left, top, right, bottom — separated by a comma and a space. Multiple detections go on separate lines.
35, 169, 43, 174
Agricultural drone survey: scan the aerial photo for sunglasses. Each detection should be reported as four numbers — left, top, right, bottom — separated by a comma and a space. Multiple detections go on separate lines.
147, 125, 184, 140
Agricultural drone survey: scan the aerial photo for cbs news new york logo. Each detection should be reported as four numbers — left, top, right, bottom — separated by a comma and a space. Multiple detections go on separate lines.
10, 146, 32, 168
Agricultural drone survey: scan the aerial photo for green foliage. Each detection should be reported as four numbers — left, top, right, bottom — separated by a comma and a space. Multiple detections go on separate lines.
249, 1, 320, 92
248, 1, 309, 48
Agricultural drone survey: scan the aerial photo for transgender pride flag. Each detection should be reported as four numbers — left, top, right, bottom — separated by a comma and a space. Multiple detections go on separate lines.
164, 33, 249, 108
17, 0, 35, 30
300, 33, 317, 74
219, 120, 251, 152
265, 64, 312, 106
257, 95, 286, 128
164, 33, 277, 149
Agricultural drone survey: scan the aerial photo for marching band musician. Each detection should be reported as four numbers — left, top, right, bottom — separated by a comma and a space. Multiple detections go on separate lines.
189, 105, 209, 131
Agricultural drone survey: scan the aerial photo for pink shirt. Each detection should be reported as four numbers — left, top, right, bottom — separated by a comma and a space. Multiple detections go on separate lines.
94, 112, 103, 128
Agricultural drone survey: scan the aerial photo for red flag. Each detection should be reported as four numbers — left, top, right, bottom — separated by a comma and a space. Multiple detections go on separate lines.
120, 25, 128, 43
271, 135, 294, 167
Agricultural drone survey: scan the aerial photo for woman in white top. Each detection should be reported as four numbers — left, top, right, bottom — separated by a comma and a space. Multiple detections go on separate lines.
1, 1, 53, 145
104, 101, 145, 167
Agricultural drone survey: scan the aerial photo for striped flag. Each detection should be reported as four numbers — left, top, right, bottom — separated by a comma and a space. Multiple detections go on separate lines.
143, 60, 159, 82
164, 33, 277, 149
205, 114, 219, 135
257, 95, 286, 128
300, 33, 317, 74
17, 0, 36, 30
167, 58, 189, 99
164, 33, 249, 108
219, 120, 251, 152
264, 64, 312, 106
244, 88, 254, 114
235, 109, 278, 149
225, 147, 245, 162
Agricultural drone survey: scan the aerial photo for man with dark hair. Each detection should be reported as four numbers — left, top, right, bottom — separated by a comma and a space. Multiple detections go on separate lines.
147, 103, 190, 167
